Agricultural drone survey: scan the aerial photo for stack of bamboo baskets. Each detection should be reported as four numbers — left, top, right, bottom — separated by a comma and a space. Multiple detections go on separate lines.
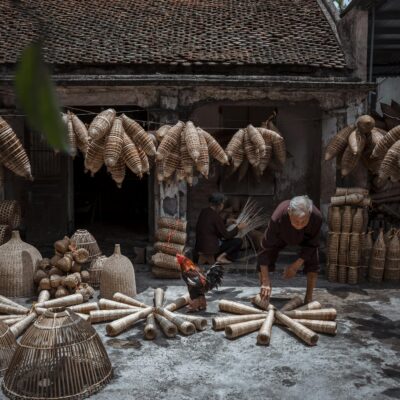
67, 109, 156, 187
326, 187, 371, 284
213, 296, 337, 346
34, 235, 95, 301
0, 117, 33, 181
152, 217, 187, 278
155, 121, 229, 185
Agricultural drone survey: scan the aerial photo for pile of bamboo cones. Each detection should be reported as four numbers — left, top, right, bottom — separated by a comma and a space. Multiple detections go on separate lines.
225, 115, 286, 181
213, 296, 337, 346
89, 289, 208, 339
155, 121, 229, 186
34, 235, 95, 300
326, 187, 371, 284
152, 217, 187, 278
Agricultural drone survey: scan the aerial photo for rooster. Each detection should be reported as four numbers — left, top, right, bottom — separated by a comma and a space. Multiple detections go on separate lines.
176, 254, 224, 311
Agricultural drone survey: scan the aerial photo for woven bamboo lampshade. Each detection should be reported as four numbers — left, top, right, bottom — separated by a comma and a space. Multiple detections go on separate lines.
100, 244, 136, 300
70, 229, 101, 262
88, 255, 108, 289
0, 322, 17, 377
2, 308, 112, 400
0, 231, 42, 297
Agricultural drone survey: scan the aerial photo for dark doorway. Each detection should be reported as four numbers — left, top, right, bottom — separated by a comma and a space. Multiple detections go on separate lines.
72, 106, 149, 257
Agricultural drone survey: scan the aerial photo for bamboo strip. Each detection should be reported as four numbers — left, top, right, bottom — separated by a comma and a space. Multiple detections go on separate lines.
0, 295, 29, 312
293, 319, 337, 335
0, 314, 23, 321
251, 294, 269, 310
3, 317, 23, 326
283, 308, 337, 321
10, 313, 36, 338
99, 298, 140, 311
68, 303, 99, 314
144, 313, 157, 340
225, 319, 265, 339
257, 307, 274, 345
294, 301, 322, 311
76, 313, 91, 321
90, 309, 139, 324
280, 296, 304, 312
113, 292, 148, 308
0, 304, 28, 315
165, 294, 191, 311
212, 314, 266, 330
37, 290, 51, 304
154, 288, 165, 308
176, 313, 208, 331
218, 300, 266, 315
155, 307, 195, 335
106, 307, 153, 336
35, 294, 84, 309
154, 313, 178, 338
274, 310, 319, 346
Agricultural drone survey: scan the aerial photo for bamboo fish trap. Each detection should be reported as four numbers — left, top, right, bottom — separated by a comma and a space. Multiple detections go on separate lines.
156, 228, 187, 245
0, 200, 21, 230
225, 319, 265, 339
104, 117, 124, 167
212, 314, 266, 331
70, 229, 101, 262
0, 322, 17, 376
325, 125, 355, 161
369, 230, 386, 283
152, 253, 180, 272
2, 308, 112, 400
257, 307, 274, 345
88, 108, 116, 140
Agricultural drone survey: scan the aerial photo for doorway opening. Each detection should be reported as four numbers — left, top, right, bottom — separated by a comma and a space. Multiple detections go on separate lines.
72, 106, 149, 257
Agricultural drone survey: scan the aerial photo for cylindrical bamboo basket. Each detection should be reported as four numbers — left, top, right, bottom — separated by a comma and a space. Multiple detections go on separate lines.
99, 298, 139, 311
337, 265, 348, 283
0, 315, 25, 322
384, 234, 400, 281
35, 293, 84, 309
294, 319, 337, 335
275, 310, 319, 346
10, 313, 36, 338
352, 208, 364, 234
331, 194, 364, 206
157, 217, 187, 233
330, 207, 341, 232
212, 314, 266, 331
176, 313, 208, 331
218, 300, 266, 315
88, 255, 107, 289
106, 307, 153, 337
154, 288, 165, 308
341, 207, 353, 233
4, 317, 24, 326
349, 233, 361, 267
0, 295, 29, 312
152, 252, 180, 271
295, 301, 322, 311
113, 292, 148, 309
251, 294, 269, 310
3, 308, 112, 399
100, 244, 136, 300
156, 228, 187, 245
0, 303, 29, 315
338, 233, 350, 266
284, 308, 337, 321
155, 307, 195, 335
225, 319, 264, 339
154, 241, 185, 256
144, 313, 157, 340
335, 187, 369, 196
90, 309, 138, 324
0, 322, 17, 376
154, 313, 178, 338
68, 302, 99, 314
0, 231, 42, 297
70, 229, 102, 263
88, 108, 116, 140
347, 266, 359, 284
164, 293, 191, 312
280, 296, 304, 312
257, 307, 274, 345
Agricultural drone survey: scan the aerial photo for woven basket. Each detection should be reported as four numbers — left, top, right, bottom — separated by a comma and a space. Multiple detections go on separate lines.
3, 309, 112, 400
361, 230, 373, 267
154, 241, 184, 256
349, 234, 361, 266
152, 253, 180, 272
0, 231, 42, 297
0, 322, 17, 377
84, 136, 105, 176
88, 108, 116, 140
71, 229, 101, 262
0, 117, 33, 181
196, 130, 210, 177
184, 121, 201, 163
163, 151, 181, 180
243, 129, 260, 167
104, 117, 124, 168
338, 233, 350, 265
156, 121, 185, 161
341, 206, 353, 233
198, 128, 228, 165
152, 267, 181, 279
348, 266, 359, 284
88, 255, 107, 289
325, 125, 355, 161
369, 230, 386, 283
122, 132, 142, 177
337, 265, 348, 283
157, 217, 187, 232
351, 208, 364, 234
384, 234, 400, 281
156, 228, 187, 245
226, 129, 245, 169
0, 200, 21, 230
330, 207, 341, 232
100, 244, 136, 300
0, 225, 11, 246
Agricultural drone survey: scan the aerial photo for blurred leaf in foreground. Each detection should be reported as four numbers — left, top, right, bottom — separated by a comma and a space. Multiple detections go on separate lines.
15, 42, 69, 152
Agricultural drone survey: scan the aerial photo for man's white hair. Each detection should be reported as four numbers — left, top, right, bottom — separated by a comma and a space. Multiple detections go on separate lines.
288, 195, 313, 218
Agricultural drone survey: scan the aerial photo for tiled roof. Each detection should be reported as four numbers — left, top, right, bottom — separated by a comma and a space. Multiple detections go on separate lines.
0, 0, 347, 70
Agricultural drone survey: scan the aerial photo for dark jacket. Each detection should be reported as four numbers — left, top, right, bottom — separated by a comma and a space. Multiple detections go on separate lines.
195, 207, 239, 255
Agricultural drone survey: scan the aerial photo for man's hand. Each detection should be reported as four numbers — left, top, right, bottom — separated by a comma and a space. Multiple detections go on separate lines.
237, 222, 247, 230
260, 285, 271, 301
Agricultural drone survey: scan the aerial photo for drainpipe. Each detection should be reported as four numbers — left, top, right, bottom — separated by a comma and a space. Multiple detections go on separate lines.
368, 5, 376, 112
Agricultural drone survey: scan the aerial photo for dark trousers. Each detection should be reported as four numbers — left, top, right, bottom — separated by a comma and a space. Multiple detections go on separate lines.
217, 238, 242, 261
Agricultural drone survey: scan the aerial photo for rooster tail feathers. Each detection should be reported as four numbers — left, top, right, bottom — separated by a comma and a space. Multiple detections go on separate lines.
205, 261, 224, 290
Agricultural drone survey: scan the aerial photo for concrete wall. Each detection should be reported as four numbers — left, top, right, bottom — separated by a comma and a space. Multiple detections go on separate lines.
375, 77, 400, 114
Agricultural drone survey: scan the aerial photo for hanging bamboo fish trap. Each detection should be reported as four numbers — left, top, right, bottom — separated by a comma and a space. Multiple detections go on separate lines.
71, 113, 89, 147
378, 140, 400, 181
122, 132, 142, 177
243, 129, 260, 167
88, 255, 107, 289
108, 157, 126, 188
88, 108, 116, 140
70, 229, 101, 263
325, 125, 355, 161
180, 130, 194, 175
67, 114, 77, 158
85, 136, 106, 176
196, 131, 209, 177
2, 308, 112, 400
100, 244, 136, 300
372, 125, 400, 159
184, 121, 201, 163
0, 231, 42, 297
0, 200, 21, 230
104, 117, 124, 168
197, 128, 229, 165
225, 129, 245, 169
0, 322, 17, 377
156, 121, 185, 160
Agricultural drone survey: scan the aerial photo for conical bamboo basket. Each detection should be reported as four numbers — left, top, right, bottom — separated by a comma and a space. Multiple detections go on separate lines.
100, 244, 136, 300
0, 322, 17, 376
218, 300, 266, 315
71, 229, 101, 263
184, 121, 200, 163
212, 314, 266, 331
325, 125, 355, 161
198, 128, 228, 165
378, 140, 400, 181
164, 293, 190, 312
122, 132, 142, 177
84, 136, 105, 176
225, 319, 264, 339
0, 225, 11, 246
384, 234, 400, 281
156, 121, 185, 161
108, 157, 126, 188
356, 115, 375, 134
3, 308, 112, 400
88, 108, 116, 140
225, 129, 245, 169
0, 231, 42, 297
104, 117, 124, 168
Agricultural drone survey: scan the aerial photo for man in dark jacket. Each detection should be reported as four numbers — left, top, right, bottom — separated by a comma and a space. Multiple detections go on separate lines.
258, 195, 322, 304
195, 193, 246, 264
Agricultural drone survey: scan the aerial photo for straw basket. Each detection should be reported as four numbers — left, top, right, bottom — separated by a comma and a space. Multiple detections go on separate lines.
0, 322, 17, 377
384, 234, 400, 281
88, 255, 107, 288
156, 228, 187, 245
2, 309, 112, 400
0, 200, 21, 230
71, 229, 101, 262
0, 231, 42, 297
157, 217, 187, 233
100, 244, 136, 300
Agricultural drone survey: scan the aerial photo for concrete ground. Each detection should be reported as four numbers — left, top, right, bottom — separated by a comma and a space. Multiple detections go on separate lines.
2, 269, 400, 400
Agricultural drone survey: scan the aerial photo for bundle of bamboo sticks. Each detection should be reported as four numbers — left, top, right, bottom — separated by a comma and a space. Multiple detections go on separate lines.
213, 296, 337, 346
155, 121, 229, 186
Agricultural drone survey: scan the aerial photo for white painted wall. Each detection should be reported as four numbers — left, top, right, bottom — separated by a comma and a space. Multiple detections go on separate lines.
375, 77, 400, 114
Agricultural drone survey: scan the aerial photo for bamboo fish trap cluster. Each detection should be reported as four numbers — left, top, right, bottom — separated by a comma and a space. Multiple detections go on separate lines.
214, 296, 337, 346
34, 234, 95, 301
326, 188, 370, 284
225, 117, 286, 180
152, 217, 187, 278
155, 121, 229, 185
61, 111, 90, 157
81, 109, 156, 187
2, 308, 112, 400
90, 289, 207, 339
0, 117, 33, 181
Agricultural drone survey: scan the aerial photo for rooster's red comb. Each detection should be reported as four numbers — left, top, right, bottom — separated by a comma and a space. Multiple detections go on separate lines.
176, 253, 186, 264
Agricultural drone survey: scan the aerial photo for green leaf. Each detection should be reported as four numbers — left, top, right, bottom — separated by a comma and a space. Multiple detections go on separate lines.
15, 42, 69, 152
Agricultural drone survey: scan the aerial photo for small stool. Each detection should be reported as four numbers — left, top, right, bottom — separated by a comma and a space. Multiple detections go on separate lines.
198, 253, 215, 265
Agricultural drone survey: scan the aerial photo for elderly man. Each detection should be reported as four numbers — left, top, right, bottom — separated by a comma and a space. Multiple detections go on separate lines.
195, 193, 246, 264
258, 195, 322, 304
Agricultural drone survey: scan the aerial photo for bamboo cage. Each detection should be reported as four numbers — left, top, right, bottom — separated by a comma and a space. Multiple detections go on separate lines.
3, 308, 112, 400
0, 321, 17, 376
70, 229, 102, 263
